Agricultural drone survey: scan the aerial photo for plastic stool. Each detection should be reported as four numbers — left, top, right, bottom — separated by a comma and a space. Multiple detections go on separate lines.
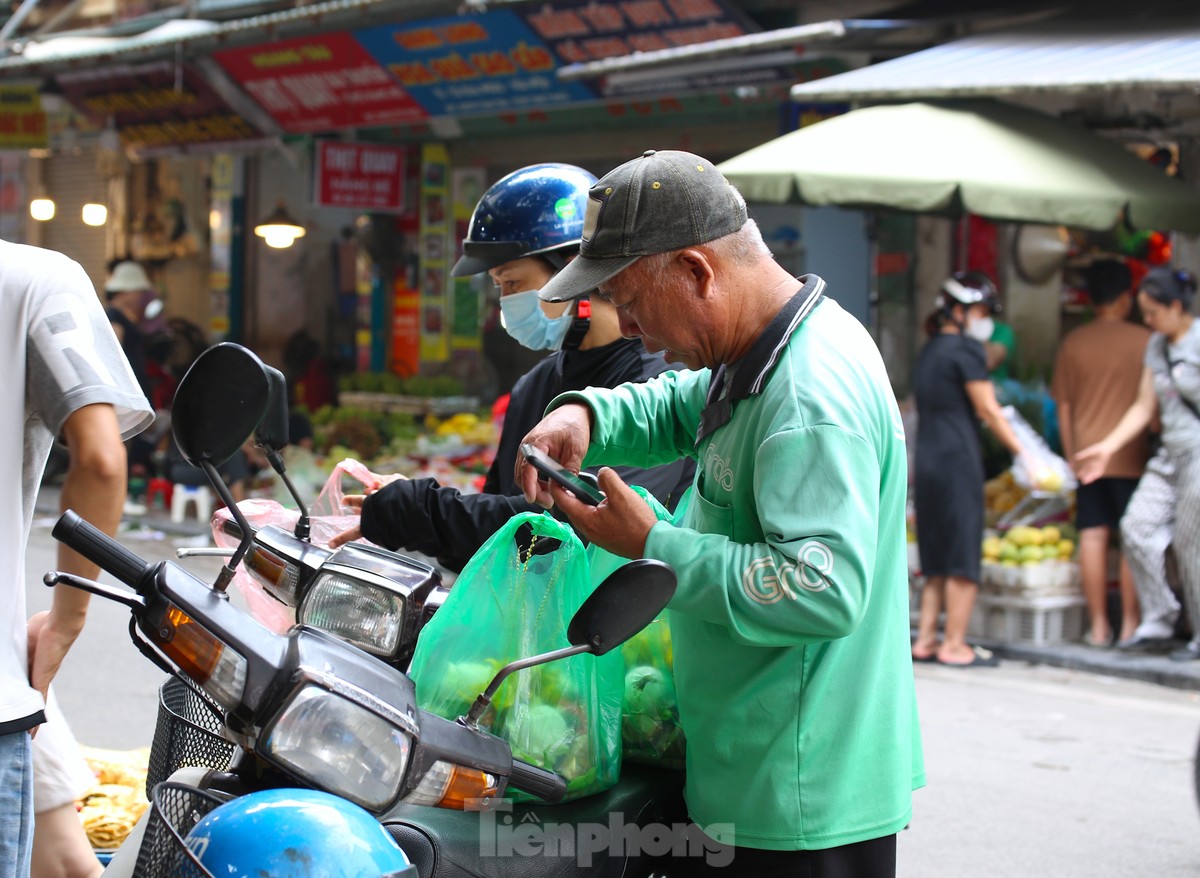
170, 484, 214, 523
146, 478, 173, 511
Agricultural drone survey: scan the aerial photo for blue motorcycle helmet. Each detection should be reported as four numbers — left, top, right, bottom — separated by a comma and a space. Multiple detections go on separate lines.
451, 163, 597, 277
184, 788, 417, 878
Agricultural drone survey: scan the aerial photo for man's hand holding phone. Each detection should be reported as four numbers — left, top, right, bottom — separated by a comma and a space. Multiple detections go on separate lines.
520, 444, 605, 506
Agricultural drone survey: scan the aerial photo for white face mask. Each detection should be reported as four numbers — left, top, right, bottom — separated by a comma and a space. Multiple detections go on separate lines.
498, 289, 575, 351
965, 316, 994, 343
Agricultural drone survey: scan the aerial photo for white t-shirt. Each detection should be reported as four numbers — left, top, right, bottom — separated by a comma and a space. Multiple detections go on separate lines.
1, 241, 153, 726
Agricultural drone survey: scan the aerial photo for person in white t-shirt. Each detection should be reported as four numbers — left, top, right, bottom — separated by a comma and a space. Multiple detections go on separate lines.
0, 241, 153, 875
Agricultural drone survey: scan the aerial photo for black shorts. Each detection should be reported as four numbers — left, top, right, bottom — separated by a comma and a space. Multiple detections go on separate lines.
1075, 477, 1140, 531
676, 829, 896, 878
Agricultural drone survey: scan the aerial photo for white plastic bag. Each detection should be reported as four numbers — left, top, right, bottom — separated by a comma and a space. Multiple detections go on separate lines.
1000, 406, 1077, 495
212, 458, 381, 632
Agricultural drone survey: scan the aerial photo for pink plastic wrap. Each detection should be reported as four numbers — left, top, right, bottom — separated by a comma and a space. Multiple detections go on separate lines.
211, 459, 380, 633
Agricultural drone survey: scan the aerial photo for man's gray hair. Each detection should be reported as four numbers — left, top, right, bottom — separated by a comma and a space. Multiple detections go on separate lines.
624, 219, 770, 287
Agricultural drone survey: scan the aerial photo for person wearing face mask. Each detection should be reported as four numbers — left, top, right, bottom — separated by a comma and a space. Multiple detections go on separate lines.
330, 163, 694, 570
910, 271, 1029, 667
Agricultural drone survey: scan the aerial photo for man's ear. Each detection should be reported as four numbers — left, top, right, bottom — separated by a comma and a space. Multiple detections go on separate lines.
677, 248, 716, 298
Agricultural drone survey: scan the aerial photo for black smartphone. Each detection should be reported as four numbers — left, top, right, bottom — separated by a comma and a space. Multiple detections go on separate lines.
520, 443, 605, 506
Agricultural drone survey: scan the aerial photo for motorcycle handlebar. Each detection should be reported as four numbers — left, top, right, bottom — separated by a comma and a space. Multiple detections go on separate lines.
53, 510, 151, 588
507, 759, 567, 804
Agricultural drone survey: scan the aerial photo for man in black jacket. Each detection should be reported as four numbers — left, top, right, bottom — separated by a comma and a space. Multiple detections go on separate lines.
331, 163, 693, 570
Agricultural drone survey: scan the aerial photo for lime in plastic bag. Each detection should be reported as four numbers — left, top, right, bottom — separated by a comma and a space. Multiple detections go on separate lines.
588, 487, 686, 770
408, 511, 622, 801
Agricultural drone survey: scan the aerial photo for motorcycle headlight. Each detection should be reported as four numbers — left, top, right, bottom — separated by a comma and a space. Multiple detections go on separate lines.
262, 684, 411, 812
298, 572, 406, 658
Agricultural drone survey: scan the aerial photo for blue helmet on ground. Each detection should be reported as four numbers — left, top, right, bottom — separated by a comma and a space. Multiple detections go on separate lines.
184, 788, 417, 877
452, 163, 597, 277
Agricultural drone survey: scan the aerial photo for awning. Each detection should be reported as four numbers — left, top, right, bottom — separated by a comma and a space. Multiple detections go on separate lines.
717, 100, 1200, 233
789, 24, 1200, 101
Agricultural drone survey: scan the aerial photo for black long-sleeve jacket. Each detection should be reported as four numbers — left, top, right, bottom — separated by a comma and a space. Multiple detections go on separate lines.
360, 338, 695, 571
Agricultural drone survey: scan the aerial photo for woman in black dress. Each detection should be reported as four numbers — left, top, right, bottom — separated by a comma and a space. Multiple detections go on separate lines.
911, 272, 1027, 667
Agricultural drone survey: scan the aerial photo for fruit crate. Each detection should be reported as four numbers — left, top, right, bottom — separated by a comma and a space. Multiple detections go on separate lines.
981, 560, 1081, 597
969, 592, 1086, 646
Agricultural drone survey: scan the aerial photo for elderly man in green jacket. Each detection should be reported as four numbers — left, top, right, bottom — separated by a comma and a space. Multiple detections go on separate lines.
516, 150, 924, 877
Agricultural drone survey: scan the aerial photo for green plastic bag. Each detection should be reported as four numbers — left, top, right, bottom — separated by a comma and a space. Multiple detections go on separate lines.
408, 511, 623, 801
588, 487, 687, 770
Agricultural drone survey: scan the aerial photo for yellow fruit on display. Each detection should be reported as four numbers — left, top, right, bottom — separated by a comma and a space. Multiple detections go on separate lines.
1018, 545, 1044, 563
1057, 539, 1075, 559
1007, 526, 1042, 547
1041, 526, 1061, 544
1032, 468, 1064, 493
991, 491, 1020, 514
998, 541, 1019, 563
982, 536, 1002, 560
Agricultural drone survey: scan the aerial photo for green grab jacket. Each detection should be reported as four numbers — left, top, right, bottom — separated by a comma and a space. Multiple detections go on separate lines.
552, 295, 925, 851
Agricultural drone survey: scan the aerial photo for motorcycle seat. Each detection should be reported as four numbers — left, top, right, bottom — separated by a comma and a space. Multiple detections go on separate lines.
382, 763, 686, 878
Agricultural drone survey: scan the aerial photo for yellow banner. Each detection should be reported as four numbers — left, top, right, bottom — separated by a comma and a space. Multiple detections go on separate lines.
0, 86, 48, 149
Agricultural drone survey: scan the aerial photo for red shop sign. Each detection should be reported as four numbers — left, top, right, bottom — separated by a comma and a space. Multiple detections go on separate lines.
314, 141, 407, 212
214, 32, 427, 133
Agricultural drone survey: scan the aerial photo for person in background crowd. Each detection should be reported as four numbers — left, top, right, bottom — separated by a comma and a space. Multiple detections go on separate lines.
986, 314, 1018, 383
282, 330, 335, 412
1053, 259, 1150, 647
331, 163, 694, 570
516, 150, 922, 876
103, 260, 156, 398
911, 272, 1030, 667
1076, 268, 1200, 659
104, 260, 161, 513
0, 241, 153, 875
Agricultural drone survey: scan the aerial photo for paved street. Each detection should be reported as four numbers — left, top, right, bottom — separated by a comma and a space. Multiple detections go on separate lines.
22, 513, 1200, 876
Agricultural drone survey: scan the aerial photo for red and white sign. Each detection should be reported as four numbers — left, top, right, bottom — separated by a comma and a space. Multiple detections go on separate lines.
214, 33, 427, 133
315, 142, 407, 212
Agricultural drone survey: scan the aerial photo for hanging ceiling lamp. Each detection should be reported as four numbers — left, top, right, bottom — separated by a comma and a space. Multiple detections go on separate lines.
254, 201, 306, 249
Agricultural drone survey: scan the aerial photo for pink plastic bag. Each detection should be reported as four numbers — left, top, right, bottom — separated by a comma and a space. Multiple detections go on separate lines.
211, 459, 380, 633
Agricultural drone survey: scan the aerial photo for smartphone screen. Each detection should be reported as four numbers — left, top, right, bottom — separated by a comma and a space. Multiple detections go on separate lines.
519, 443, 605, 506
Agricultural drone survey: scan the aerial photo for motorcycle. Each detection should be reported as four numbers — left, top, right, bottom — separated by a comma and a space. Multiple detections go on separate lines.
50, 343, 690, 876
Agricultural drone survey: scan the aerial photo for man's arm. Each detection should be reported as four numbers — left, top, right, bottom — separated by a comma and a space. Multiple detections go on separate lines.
28, 404, 127, 700
984, 340, 1009, 372
555, 425, 884, 647
353, 478, 546, 572
1057, 400, 1076, 464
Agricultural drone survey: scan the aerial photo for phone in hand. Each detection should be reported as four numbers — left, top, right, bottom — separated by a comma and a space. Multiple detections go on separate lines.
520, 443, 605, 506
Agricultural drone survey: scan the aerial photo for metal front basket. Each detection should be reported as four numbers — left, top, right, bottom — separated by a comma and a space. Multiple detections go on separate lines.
134, 781, 227, 878
146, 674, 236, 797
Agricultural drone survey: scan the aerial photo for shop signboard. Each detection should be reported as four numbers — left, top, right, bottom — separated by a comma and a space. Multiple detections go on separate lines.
418, 143, 451, 362
314, 141, 407, 212
0, 86, 47, 149
517, 0, 763, 98
213, 33, 427, 133
353, 11, 597, 118
57, 63, 259, 150
517, 0, 747, 64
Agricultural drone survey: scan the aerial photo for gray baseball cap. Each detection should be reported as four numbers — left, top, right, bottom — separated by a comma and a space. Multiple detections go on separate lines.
537, 149, 748, 303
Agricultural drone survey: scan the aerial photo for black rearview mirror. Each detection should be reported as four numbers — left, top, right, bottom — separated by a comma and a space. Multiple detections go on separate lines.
255, 365, 290, 452
173, 343, 271, 468
567, 559, 677, 655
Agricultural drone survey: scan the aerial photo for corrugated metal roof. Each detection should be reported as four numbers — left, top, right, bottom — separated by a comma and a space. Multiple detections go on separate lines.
0, 0, 434, 73
790, 25, 1200, 101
